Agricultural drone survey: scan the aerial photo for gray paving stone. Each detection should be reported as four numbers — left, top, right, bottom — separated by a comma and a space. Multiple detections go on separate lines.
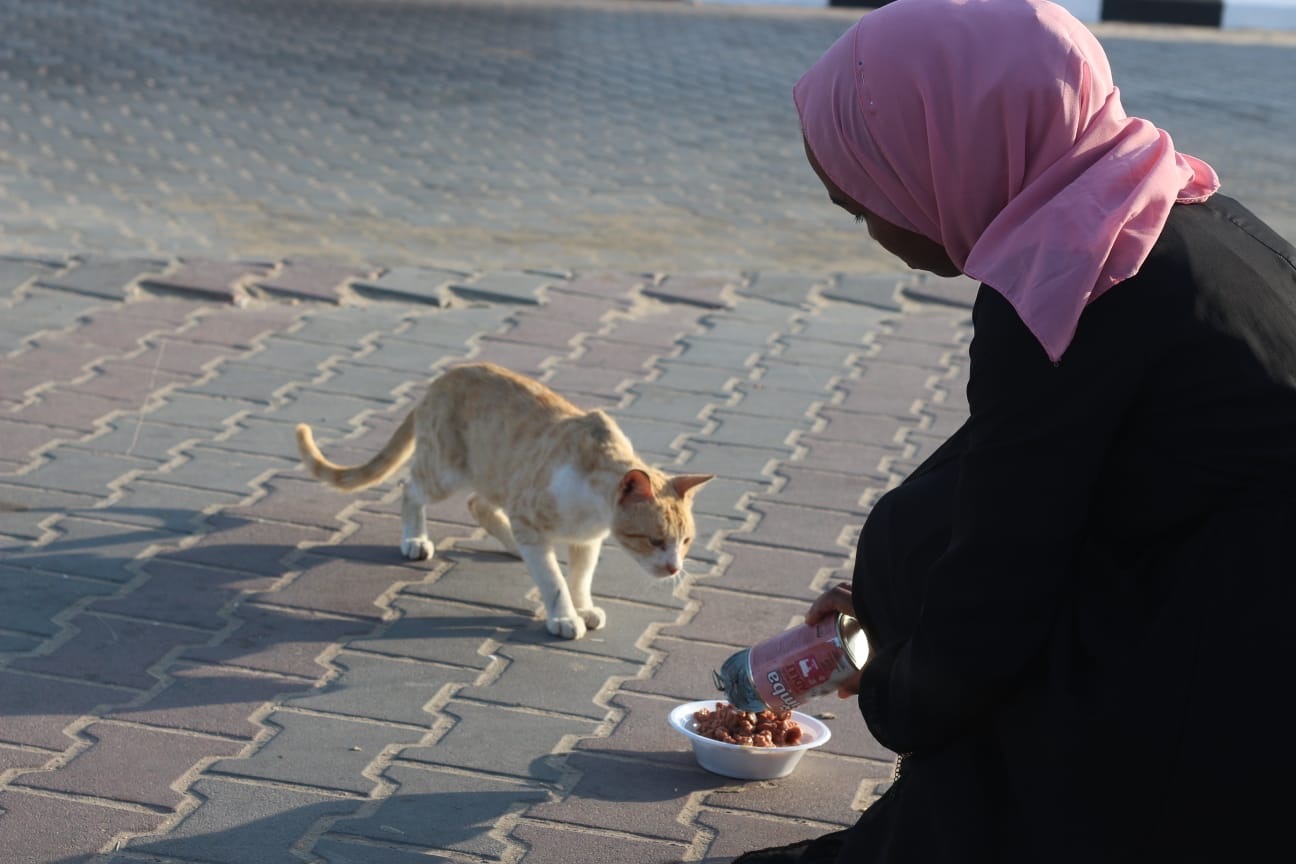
0, 256, 61, 299
0, 669, 137, 750
330, 763, 549, 857
675, 440, 783, 484
771, 336, 867, 370
504, 595, 682, 663
458, 643, 639, 720
4, 515, 182, 582
350, 266, 460, 307
285, 650, 474, 727
209, 709, 425, 794
149, 445, 294, 496
0, 564, 117, 637
93, 478, 244, 533
700, 408, 802, 451
142, 391, 262, 429
254, 261, 378, 305
710, 540, 847, 600
525, 751, 716, 842
736, 272, 821, 307
12, 611, 204, 689
614, 383, 716, 428
284, 306, 415, 347
649, 359, 743, 396
822, 272, 907, 310
139, 258, 268, 304
449, 271, 554, 305
124, 777, 360, 863
901, 272, 981, 308
349, 595, 512, 670
236, 336, 348, 375
400, 699, 599, 782
728, 381, 823, 421
34, 255, 167, 301
402, 547, 539, 615
797, 306, 897, 345
0, 485, 99, 540
577, 690, 700, 770
510, 822, 688, 864
311, 837, 455, 864
183, 603, 373, 679
0, 788, 162, 864
1, 447, 151, 496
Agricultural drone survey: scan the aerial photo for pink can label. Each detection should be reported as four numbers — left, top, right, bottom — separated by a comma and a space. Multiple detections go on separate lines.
749, 618, 850, 711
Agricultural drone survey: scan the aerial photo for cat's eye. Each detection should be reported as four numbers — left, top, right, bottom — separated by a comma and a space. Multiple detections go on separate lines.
650, 538, 666, 549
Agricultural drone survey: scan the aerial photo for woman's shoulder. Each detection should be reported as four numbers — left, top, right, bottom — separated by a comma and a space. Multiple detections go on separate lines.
1162, 194, 1296, 272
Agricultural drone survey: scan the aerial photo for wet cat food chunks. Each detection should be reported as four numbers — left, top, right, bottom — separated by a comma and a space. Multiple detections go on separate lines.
692, 701, 803, 747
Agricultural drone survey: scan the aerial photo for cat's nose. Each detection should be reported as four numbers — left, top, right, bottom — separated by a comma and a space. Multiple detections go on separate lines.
665, 563, 680, 575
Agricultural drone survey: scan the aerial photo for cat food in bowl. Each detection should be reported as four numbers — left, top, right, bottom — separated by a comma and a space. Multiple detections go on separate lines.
668, 700, 831, 780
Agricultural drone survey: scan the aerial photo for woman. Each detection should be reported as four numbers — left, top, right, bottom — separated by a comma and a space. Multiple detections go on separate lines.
738, 1, 1296, 861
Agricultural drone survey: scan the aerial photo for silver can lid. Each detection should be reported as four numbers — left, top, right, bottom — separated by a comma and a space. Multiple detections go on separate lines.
837, 614, 870, 669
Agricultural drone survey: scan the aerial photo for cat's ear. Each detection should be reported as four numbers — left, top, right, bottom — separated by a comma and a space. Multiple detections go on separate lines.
618, 469, 655, 506
670, 474, 714, 499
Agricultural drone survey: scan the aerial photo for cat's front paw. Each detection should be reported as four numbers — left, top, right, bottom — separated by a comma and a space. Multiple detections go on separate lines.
546, 615, 587, 640
577, 606, 607, 631
400, 537, 434, 561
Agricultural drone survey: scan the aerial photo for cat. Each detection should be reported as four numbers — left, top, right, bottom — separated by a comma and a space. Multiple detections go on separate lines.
295, 362, 712, 640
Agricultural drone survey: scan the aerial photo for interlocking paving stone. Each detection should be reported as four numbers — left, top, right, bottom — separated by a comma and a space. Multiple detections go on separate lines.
457, 644, 639, 720
737, 272, 821, 307
644, 273, 736, 309
2, 448, 152, 497
286, 650, 473, 727
124, 777, 360, 863
449, 271, 553, 306
662, 587, 811, 647
92, 479, 244, 533
821, 272, 907, 310
208, 710, 425, 795
576, 691, 696, 769
470, 335, 564, 377
0, 565, 117, 637
34, 255, 167, 301
91, 558, 275, 631
107, 663, 311, 740
698, 750, 893, 827
0, 788, 163, 863
3, 515, 181, 582
727, 380, 825, 421
674, 440, 784, 484
330, 763, 549, 857
10, 388, 137, 434
791, 436, 903, 477
622, 636, 736, 701
182, 604, 373, 680
705, 541, 844, 601
510, 822, 689, 864
138, 258, 269, 304
900, 272, 981, 308
524, 751, 715, 842
253, 261, 378, 304
700, 408, 802, 452
649, 359, 743, 395
257, 553, 416, 621
756, 357, 850, 391
0, 670, 135, 750
349, 595, 514, 670
13, 721, 244, 810
571, 336, 665, 372
504, 596, 682, 664
12, 612, 206, 689
698, 810, 834, 864
768, 464, 878, 514
310, 836, 457, 864
742, 500, 857, 557
400, 700, 599, 782
349, 266, 460, 307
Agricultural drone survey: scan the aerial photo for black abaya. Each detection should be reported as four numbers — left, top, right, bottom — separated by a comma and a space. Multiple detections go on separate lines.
827, 195, 1296, 863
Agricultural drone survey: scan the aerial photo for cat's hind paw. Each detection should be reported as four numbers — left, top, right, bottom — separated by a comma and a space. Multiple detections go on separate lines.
577, 606, 607, 631
546, 615, 587, 640
400, 537, 434, 561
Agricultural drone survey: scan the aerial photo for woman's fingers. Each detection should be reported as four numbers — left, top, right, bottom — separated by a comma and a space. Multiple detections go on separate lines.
805, 582, 855, 624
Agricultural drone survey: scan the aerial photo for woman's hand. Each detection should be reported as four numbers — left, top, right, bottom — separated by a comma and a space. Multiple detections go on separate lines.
806, 582, 863, 698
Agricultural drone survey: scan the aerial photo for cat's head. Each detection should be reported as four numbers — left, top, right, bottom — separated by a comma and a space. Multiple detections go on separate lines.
611, 469, 713, 579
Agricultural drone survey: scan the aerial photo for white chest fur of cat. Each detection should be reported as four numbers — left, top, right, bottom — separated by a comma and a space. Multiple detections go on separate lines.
295, 362, 712, 639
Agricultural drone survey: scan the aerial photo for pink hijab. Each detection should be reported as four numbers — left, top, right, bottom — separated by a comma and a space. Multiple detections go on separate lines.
793, 0, 1219, 361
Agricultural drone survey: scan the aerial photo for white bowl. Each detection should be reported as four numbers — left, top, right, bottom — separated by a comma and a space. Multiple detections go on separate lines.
668, 699, 832, 780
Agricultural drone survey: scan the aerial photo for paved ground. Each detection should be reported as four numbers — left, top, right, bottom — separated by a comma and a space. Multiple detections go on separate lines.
1, 1, 1294, 862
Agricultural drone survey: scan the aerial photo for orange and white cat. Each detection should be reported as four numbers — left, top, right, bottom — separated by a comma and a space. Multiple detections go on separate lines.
295, 362, 712, 639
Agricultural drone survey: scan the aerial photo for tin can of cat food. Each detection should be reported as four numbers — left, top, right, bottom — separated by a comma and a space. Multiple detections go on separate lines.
712, 614, 870, 713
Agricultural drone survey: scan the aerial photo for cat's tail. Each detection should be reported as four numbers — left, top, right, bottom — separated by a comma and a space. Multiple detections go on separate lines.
295, 413, 416, 492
